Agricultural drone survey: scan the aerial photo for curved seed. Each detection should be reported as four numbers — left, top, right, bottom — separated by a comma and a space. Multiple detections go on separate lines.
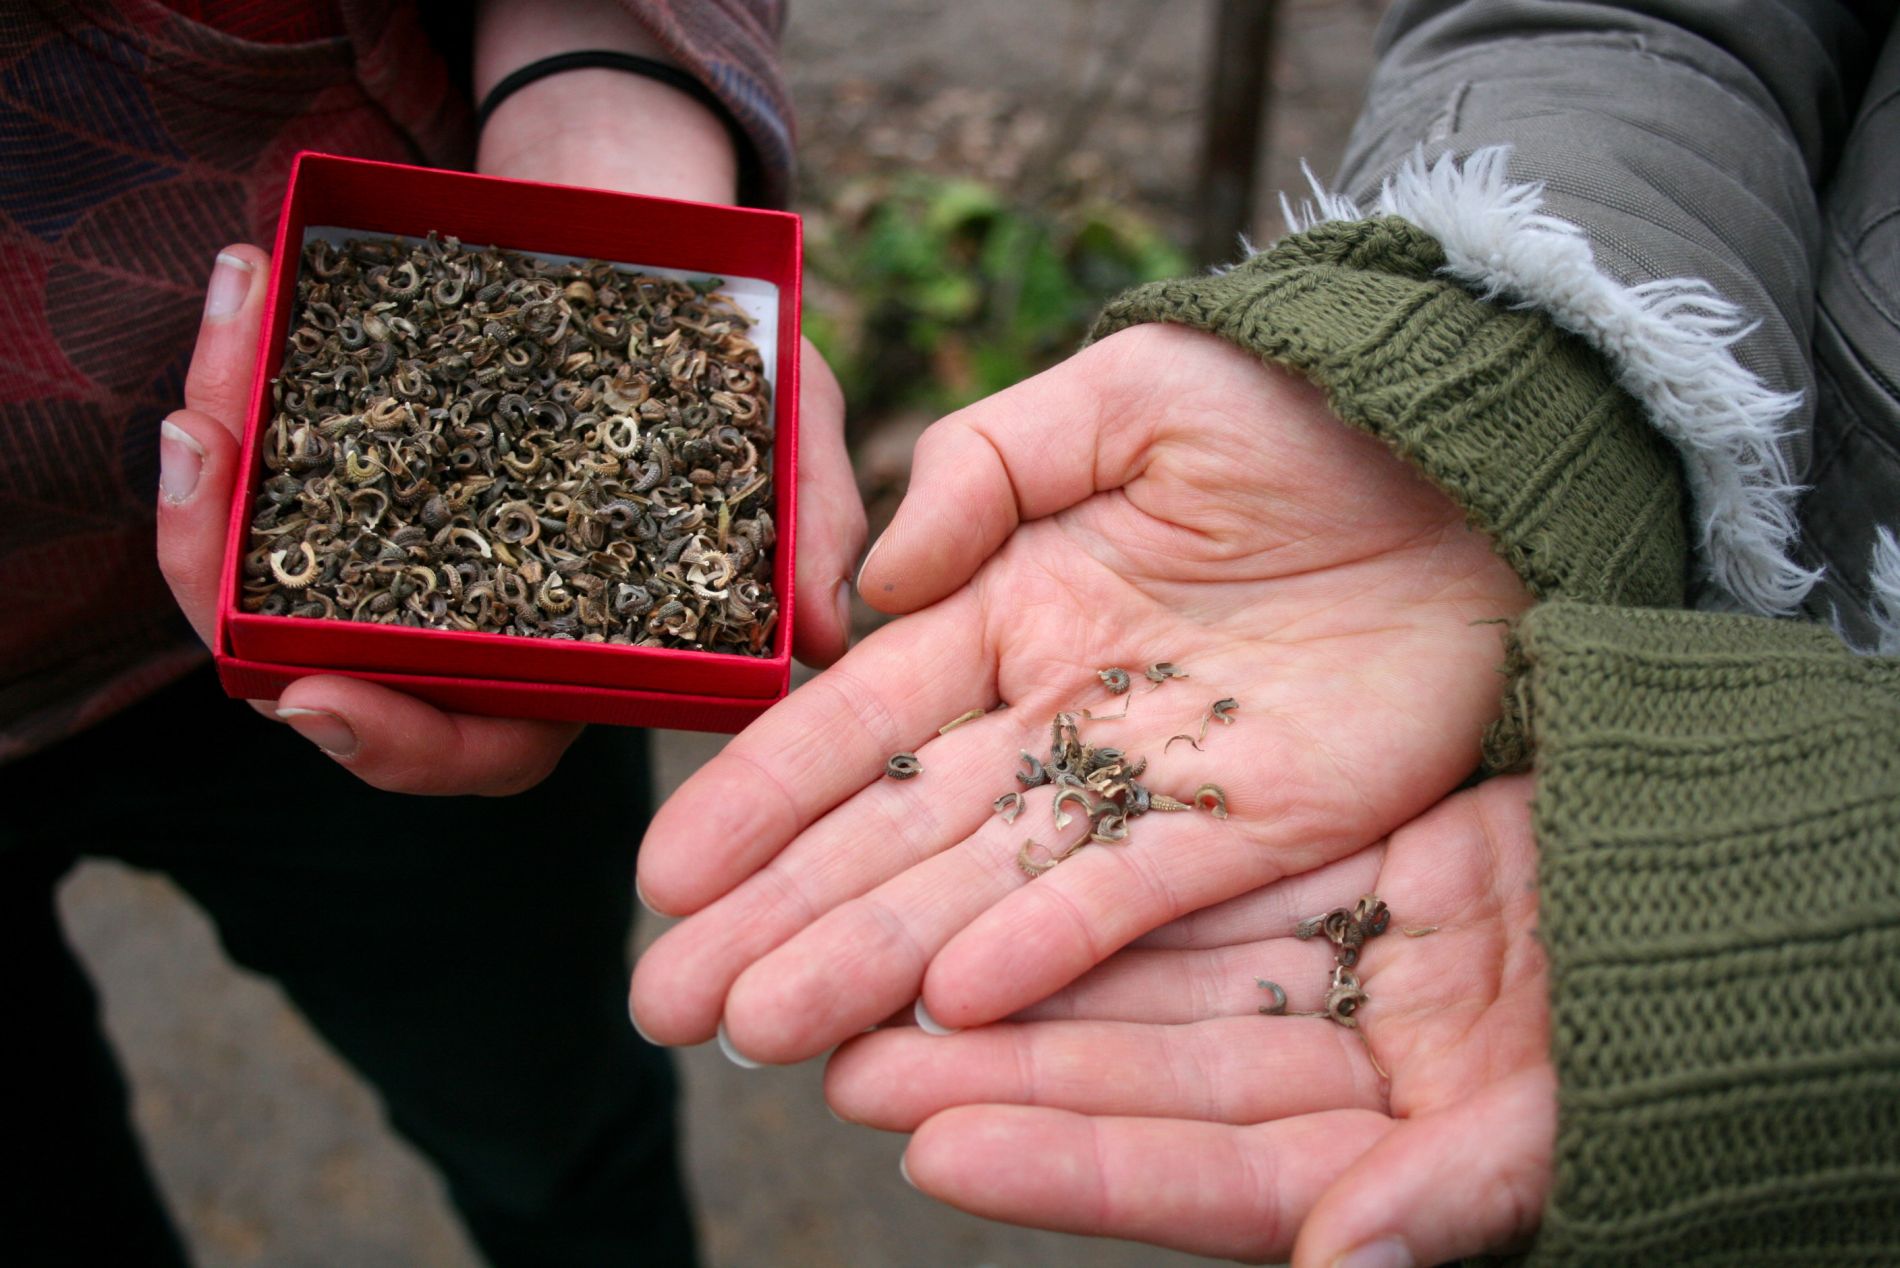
1052, 787, 1095, 830
268, 542, 320, 589
1017, 839, 1056, 879
1192, 783, 1229, 819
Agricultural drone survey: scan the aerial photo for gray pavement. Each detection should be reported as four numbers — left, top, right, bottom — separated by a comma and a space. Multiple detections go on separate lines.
59, 725, 1209, 1267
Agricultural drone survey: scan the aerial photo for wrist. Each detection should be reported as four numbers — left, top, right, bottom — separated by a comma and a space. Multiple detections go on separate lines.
473, 0, 739, 205
476, 68, 739, 205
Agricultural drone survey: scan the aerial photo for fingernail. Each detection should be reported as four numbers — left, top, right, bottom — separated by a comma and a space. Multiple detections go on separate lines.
628, 1000, 664, 1047
717, 1021, 762, 1069
159, 419, 203, 505
826, 1102, 850, 1124
914, 998, 959, 1036
898, 1153, 916, 1189
275, 706, 359, 758
1333, 1237, 1415, 1268
634, 874, 660, 916
832, 578, 851, 636
204, 251, 253, 320
854, 530, 885, 592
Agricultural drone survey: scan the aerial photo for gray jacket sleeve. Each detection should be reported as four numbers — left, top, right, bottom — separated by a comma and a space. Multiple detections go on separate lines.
1327, 0, 1895, 617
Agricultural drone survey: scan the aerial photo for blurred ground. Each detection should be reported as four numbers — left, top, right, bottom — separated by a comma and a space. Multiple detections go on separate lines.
789, 0, 1386, 246
61, 726, 1206, 1268
58, 3, 1386, 1264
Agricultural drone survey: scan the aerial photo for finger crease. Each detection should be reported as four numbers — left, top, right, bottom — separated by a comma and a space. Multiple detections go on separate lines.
858, 891, 933, 976
1034, 878, 1111, 966
722, 745, 811, 847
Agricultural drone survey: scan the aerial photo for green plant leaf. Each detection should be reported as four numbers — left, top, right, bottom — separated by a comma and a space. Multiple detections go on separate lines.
920, 179, 1004, 236
804, 173, 1191, 436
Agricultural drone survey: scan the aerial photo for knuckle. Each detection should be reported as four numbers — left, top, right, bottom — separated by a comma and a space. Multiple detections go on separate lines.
185, 359, 242, 410
911, 417, 951, 463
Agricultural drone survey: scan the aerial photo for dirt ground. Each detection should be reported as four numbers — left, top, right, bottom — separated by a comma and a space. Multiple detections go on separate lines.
58, 3, 1387, 1264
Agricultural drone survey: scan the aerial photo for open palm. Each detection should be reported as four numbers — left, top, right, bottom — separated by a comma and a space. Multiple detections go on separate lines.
631, 323, 1531, 1066
825, 775, 1554, 1266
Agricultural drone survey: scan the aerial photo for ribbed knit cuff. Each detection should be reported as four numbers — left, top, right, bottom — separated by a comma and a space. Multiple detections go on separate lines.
1090, 218, 1690, 610
1517, 602, 1900, 1265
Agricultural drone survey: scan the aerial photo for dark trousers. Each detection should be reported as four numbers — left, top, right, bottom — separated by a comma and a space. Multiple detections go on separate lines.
0, 668, 696, 1267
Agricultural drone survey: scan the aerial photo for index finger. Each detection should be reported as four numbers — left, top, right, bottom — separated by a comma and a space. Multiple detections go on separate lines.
184, 244, 270, 440
637, 590, 996, 914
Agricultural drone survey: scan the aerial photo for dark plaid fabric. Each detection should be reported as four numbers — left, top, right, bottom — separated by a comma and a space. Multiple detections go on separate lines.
0, 0, 790, 763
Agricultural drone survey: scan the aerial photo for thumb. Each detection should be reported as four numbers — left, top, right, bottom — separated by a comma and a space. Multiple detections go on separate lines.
1293, 1064, 1557, 1268
155, 407, 243, 647
858, 329, 1161, 614
185, 244, 271, 441
273, 675, 581, 796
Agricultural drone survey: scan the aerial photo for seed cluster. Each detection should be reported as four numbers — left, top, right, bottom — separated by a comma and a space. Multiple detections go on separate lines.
242, 233, 778, 654
981, 664, 1231, 877
1259, 894, 1402, 1030
878, 664, 1233, 872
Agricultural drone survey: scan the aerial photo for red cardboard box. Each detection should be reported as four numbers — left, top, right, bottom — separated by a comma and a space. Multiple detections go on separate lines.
213, 152, 801, 733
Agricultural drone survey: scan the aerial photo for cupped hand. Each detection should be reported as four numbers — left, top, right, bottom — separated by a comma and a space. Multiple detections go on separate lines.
155, 243, 576, 795
825, 775, 1554, 1266
632, 323, 1531, 1060
156, 244, 862, 793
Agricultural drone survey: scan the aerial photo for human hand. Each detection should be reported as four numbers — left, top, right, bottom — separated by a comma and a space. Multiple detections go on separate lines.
155, 37, 863, 792
156, 244, 589, 793
159, 243, 854, 792
631, 323, 1532, 1061
825, 775, 1554, 1266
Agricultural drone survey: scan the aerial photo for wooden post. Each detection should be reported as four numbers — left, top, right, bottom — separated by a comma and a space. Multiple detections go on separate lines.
1193, 0, 1276, 267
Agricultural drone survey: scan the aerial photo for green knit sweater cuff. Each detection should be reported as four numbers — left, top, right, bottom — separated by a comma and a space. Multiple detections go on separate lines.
1518, 602, 1900, 1265
1091, 217, 1689, 609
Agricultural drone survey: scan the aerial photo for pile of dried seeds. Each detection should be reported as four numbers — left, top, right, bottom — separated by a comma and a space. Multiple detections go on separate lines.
1260, 894, 1435, 1035
1279, 894, 1388, 1027
882, 663, 1235, 877
1008, 683, 1231, 877
241, 233, 778, 654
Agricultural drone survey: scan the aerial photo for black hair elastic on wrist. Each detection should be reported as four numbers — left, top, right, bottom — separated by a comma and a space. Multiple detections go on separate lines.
474, 50, 759, 202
